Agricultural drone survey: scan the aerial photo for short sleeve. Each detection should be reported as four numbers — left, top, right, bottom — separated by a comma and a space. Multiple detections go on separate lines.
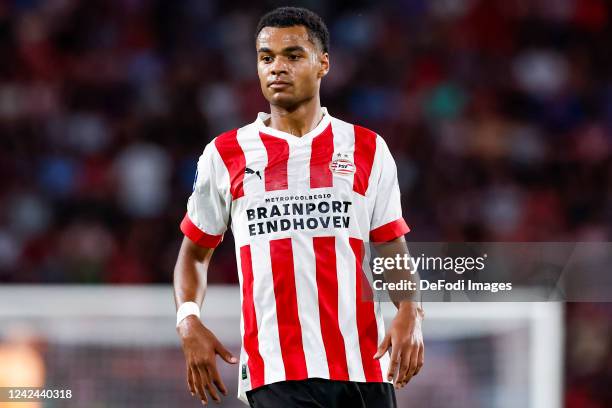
369, 136, 410, 242
180, 141, 231, 248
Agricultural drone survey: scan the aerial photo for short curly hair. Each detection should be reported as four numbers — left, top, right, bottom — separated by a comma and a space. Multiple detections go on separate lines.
255, 7, 330, 53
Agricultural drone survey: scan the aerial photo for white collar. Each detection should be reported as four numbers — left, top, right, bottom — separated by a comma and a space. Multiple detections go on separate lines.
255, 107, 331, 144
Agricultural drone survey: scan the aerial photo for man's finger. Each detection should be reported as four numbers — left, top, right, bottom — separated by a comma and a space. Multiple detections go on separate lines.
216, 341, 238, 364
387, 345, 401, 382
208, 362, 228, 396
196, 364, 218, 404
187, 366, 196, 396
203, 372, 220, 404
395, 349, 410, 388
402, 344, 420, 384
414, 344, 424, 376
191, 364, 208, 404
373, 334, 391, 360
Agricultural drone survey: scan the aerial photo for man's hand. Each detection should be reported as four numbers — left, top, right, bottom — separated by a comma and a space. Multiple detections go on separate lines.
373, 302, 424, 389
177, 316, 238, 405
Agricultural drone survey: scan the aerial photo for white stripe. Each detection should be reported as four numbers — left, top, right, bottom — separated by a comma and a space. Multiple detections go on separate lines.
250, 239, 286, 384
336, 238, 366, 381
287, 141, 310, 190
292, 237, 329, 378
235, 245, 251, 400
329, 118, 357, 188
330, 119, 365, 240
374, 300, 391, 381
235, 245, 245, 345
236, 124, 267, 198
362, 244, 391, 378
232, 125, 268, 246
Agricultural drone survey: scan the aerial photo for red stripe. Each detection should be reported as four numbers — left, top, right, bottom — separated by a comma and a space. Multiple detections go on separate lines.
269, 238, 308, 380
214, 129, 245, 199
313, 236, 350, 380
370, 218, 411, 242
240, 245, 265, 388
180, 214, 223, 248
350, 237, 383, 382
310, 124, 334, 188
352, 125, 377, 195
260, 132, 289, 191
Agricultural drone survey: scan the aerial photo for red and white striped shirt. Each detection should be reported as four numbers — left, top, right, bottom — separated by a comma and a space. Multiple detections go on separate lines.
180, 107, 410, 403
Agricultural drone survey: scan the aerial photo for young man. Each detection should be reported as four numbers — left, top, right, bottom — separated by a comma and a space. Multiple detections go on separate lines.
173, 7, 424, 407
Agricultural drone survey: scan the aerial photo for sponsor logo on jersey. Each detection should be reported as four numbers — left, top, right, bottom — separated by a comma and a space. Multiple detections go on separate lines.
245, 196, 353, 236
245, 167, 262, 180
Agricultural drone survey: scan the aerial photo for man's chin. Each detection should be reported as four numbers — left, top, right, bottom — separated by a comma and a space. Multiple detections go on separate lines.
268, 94, 300, 110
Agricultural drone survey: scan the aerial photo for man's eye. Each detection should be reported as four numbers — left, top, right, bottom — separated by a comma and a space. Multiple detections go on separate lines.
288, 54, 300, 60
261, 56, 272, 63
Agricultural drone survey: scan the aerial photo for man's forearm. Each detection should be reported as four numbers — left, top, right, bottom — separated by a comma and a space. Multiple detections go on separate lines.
173, 237, 214, 310
374, 236, 421, 308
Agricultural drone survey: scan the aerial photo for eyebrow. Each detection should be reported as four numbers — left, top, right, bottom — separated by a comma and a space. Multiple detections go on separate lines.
257, 46, 307, 54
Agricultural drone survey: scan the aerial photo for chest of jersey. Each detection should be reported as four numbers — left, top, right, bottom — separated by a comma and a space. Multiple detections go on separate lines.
236, 127, 356, 200
214, 120, 379, 245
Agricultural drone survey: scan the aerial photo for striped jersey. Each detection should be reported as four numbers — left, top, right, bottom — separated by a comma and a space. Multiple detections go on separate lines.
180, 107, 410, 404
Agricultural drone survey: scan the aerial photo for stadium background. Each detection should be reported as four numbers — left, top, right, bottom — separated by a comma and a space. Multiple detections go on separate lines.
0, 0, 610, 407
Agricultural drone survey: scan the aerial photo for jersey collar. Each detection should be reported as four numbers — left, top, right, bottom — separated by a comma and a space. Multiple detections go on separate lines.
255, 107, 332, 145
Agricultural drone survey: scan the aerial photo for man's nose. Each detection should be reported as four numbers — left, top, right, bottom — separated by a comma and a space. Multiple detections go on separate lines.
270, 58, 288, 76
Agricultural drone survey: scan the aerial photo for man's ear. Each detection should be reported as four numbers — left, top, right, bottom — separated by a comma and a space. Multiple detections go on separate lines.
318, 52, 330, 78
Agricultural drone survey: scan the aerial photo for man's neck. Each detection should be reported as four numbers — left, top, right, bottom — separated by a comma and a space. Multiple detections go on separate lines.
266, 97, 324, 137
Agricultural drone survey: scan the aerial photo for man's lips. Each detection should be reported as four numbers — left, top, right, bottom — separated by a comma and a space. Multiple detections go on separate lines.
268, 80, 292, 89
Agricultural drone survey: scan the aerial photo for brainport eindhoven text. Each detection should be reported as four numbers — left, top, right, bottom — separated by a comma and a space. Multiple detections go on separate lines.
246, 198, 352, 236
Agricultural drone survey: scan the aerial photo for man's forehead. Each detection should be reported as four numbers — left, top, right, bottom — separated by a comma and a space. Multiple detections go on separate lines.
256, 26, 314, 50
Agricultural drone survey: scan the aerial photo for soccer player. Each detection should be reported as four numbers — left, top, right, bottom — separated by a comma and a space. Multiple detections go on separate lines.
173, 7, 424, 407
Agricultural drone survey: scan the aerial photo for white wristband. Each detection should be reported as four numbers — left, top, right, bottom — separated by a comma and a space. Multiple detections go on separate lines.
176, 301, 201, 327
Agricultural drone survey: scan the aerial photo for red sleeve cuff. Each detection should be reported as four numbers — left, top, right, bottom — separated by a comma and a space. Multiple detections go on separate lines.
180, 214, 223, 248
370, 218, 410, 242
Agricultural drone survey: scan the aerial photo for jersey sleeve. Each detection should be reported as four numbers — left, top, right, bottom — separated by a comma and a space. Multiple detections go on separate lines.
180, 141, 231, 248
368, 136, 410, 242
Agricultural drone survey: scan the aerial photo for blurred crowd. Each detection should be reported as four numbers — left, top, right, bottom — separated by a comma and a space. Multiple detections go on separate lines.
0, 0, 611, 405
2, 0, 611, 284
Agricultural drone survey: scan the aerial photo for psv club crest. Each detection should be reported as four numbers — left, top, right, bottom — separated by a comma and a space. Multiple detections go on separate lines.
329, 153, 355, 175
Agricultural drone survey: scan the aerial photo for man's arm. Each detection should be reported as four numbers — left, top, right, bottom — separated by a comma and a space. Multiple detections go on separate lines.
174, 236, 238, 405
372, 236, 425, 389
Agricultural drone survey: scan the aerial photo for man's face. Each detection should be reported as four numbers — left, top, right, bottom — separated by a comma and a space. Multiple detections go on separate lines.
256, 25, 329, 110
